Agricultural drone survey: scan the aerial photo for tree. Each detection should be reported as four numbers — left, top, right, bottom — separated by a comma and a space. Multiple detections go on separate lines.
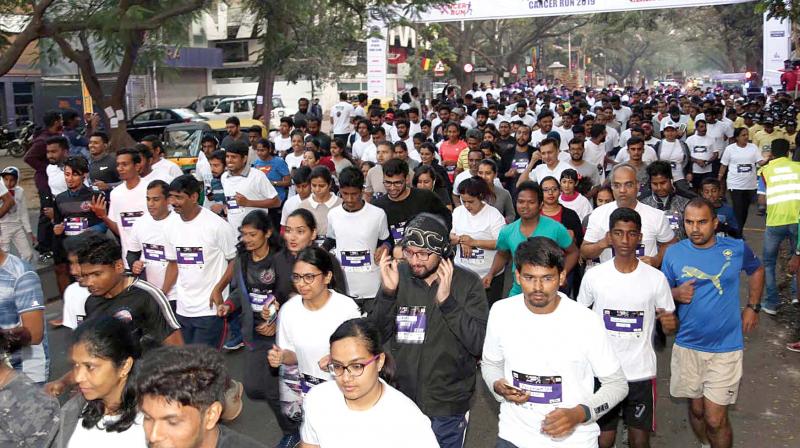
0, 0, 209, 147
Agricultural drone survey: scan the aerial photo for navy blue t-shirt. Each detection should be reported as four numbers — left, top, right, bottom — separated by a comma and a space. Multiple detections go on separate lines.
661, 237, 761, 353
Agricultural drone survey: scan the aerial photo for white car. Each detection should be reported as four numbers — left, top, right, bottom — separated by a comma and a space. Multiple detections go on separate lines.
200, 95, 291, 130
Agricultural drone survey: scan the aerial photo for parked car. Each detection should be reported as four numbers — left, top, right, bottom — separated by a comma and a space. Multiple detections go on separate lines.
187, 95, 231, 114
126, 108, 206, 141
163, 118, 267, 173
199, 95, 291, 130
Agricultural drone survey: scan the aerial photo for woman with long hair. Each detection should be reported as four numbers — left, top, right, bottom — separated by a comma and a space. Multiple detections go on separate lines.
299, 318, 437, 447
439, 122, 467, 181
413, 165, 453, 211
297, 167, 341, 247
719, 126, 765, 231
52, 316, 150, 447
330, 138, 354, 176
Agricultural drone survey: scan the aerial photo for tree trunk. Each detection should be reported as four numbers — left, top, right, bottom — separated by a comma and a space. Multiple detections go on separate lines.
255, 61, 277, 130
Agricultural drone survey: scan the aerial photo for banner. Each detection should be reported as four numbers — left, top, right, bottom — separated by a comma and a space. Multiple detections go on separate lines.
762, 12, 791, 88
367, 23, 388, 98
416, 0, 755, 22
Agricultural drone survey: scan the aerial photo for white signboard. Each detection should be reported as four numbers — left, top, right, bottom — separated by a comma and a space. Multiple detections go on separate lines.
416, 0, 754, 22
762, 12, 791, 88
367, 24, 388, 98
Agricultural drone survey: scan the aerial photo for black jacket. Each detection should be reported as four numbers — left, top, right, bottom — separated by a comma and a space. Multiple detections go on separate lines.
369, 262, 488, 416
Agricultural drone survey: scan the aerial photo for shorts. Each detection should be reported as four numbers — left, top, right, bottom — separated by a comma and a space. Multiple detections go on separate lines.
597, 378, 656, 432
670, 345, 743, 406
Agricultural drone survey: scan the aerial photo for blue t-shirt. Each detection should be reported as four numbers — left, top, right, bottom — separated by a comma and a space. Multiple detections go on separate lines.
253, 157, 290, 202
715, 204, 739, 236
496, 216, 573, 296
661, 237, 761, 353
0, 255, 48, 382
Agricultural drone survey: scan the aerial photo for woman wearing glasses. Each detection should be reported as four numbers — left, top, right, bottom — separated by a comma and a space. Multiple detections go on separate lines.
300, 318, 438, 447
268, 246, 360, 398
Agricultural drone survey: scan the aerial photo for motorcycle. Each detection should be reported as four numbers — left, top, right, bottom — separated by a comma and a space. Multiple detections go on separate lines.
3, 121, 34, 157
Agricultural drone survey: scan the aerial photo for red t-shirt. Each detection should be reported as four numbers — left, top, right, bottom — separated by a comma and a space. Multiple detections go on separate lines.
439, 140, 467, 181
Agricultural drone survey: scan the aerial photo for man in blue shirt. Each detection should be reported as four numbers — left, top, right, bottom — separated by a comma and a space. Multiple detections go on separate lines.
661, 198, 763, 448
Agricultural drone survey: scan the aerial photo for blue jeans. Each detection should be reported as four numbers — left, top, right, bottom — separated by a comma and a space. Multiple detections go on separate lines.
177, 314, 224, 348
762, 224, 798, 309
430, 414, 468, 448
226, 309, 242, 343
496, 438, 519, 448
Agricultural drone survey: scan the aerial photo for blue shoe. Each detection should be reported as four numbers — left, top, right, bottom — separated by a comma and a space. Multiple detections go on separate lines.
275, 432, 301, 448
223, 336, 244, 351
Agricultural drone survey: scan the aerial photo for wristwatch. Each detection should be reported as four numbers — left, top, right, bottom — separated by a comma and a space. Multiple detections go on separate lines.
794, 249, 800, 256
746, 303, 761, 313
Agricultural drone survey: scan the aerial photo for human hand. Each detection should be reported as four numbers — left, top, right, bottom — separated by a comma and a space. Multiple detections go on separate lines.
209, 289, 223, 309
267, 344, 284, 368
379, 255, 400, 294
493, 379, 529, 404
742, 307, 759, 333
657, 308, 678, 334
435, 258, 453, 304
43, 207, 54, 220
541, 406, 585, 438
43, 379, 67, 398
131, 260, 145, 275
234, 193, 249, 207
674, 279, 695, 304
89, 195, 107, 219
255, 321, 276, 336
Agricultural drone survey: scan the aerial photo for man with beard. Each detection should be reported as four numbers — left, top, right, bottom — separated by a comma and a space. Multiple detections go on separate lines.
499, 124, 539, 192
641, 161, 692, 240
371, 213, 489, 448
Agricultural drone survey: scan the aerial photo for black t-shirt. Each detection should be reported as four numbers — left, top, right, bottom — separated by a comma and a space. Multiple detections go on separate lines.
495, 136, 516, 158
88, 152, 120, 187
84, 278, 180, 342
372, 187, 452, 245
216, 425, 265, 448
239, 250, 293, 309
54, 186, 104, 233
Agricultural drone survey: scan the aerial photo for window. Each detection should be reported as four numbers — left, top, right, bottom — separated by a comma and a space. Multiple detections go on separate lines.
216, 41, 249, 63
233, 100, 251, 113
132, 111, 153, 124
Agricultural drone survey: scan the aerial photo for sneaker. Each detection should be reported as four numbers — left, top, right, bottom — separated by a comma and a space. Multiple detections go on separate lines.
762, 306, 778, 316
787, 341, 800, 353
38, 251, 53, 263
792, 298, 799, 307
223, 337, 244, 351
275, 432, 301, 448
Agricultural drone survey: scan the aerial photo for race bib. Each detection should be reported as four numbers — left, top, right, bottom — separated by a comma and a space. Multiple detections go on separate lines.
225, 195, 242, 214
143, 243, 166, 262
300, 374, 326, 396
176, 246, 204, 266
514, 158, 528, 173
389, 222, 406, 244
340, 250, 372, 273
64, 217, 88, 236
120, 211, 144, 228
736, 164, 753, 173
692, 145, 707, 154
396, 306, 427, 344
512, 371, 563, 405
668, 213, 680, 231
249, 291, 275, 313
603, 309, 645, 335
460, 247, 485, 264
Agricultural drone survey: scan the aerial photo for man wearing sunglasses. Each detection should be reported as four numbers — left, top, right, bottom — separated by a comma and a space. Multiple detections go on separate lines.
370, 213, 489, 448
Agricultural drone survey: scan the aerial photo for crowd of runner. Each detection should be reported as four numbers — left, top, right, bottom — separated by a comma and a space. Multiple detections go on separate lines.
2, 79, 800, 448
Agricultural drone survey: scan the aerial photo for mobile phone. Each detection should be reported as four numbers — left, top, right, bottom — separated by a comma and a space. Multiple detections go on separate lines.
265, 302, 279, 326
504, 383, 526, 394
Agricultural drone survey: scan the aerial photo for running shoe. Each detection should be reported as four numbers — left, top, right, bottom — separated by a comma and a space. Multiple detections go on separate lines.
223, 337, 244, 351
275, 432, 301, 448
762, 305, 778, 316
786, 341, 800, 353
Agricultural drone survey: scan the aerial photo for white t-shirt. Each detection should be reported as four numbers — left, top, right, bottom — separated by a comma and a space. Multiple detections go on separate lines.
451, 204, 504, 279
285, 151, 305, 172
128, 212, 177, 301
164, 208, 237, 317
530, 129, 548, 148
583, 140, 606, 168
301, 380, 438, 448
276, 290, 361, 391
352, 139, 377, 163
67, 413, 146, 448
529, 161, 571, 184
151, 158, 183, 181
584, 201, 674, 264
327, 203, 390, 299
221, 166, 278, 231
721, 143, 763, 190
483, 293, 621, 447
274, 135, 293, 155
108, 179, 148, 266
706, 121, 733, 154
331, 101, 355, 135
280, 194, 305, 226
46, 164, 67, 196
614, 145, 658, 164
685, 134, 718, 174
559, 193, 593, 223
577, 259, 675, 381
62, 282, 89, 330
556, 127, 574, 151
657, 140, 686, 181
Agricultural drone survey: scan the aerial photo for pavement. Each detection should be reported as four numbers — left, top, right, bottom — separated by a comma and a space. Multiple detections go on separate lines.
5, 150, 798, 447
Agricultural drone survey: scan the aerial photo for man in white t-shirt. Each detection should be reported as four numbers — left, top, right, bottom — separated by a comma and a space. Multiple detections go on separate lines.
524, 138, 570, 185
128, 180, 177, 305
45, 136, 69, 196
162, 175, 237, 347
280, 166, 312, 228
530, 111, 554, 147
654, 124, 690, 183
142, 137, 183, 181
351, 119, 377, 162
272, 117, 294, 157
578, 207, 676, 448
685, 119, 719, 189
220, 141, 279, 231
90, 148, 148, 267
482, 236, 628, 448
330, 92, 355, 142
581, 164, 676, 267
61, 238, 90, 330
324, 166, 391, 306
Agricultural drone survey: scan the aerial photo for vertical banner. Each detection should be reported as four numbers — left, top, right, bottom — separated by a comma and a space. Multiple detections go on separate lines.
80, 74, 94, 116
367, 22, 388, 99
762, 12, 791, 88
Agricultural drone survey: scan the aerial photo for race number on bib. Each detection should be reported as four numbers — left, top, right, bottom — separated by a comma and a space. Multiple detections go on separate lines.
668, 213, 680, 231
396, 306, 427, 344
225, 195, 242, 214
341, 250, 372, 272
512, 371, 563, 405
460, 247, 485, 264
736, 164, 753, 173
603, 309, 645, 334
176, 246, 205, 266
300, 374, 326, 396
389, 222, 407, 244
120, 211, 144, 228
248, 291, 275, 313
143, 243, 166, 262
64, 217, 88, 236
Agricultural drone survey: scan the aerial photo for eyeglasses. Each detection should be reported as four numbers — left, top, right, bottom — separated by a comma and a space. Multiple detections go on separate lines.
403, 248, 433, 261
327, 354, 380, 377
382, 179, 405, 188
291, 273, 322, 284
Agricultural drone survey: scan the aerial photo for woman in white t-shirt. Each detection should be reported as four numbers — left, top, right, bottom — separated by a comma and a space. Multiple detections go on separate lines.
451, 177, 505, 306
301, 318, 438, 448
268, 246, 360, 397
53, 317, 146, 447
719, 127, 765, 231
